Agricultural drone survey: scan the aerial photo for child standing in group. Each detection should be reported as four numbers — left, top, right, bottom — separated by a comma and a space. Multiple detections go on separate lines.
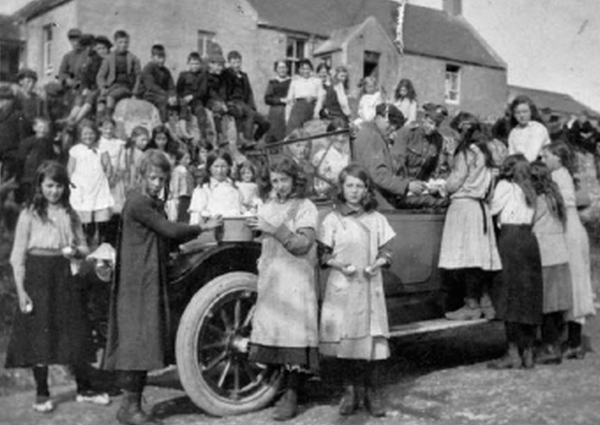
6, 161, 110, 413
18, 117, 56, 203
285, 128, 315, 196
529, 161, 572, 364
189, 151, 242, 223
319, 164, 395, 417
355, 76, 383, 126
236, 160, 261, 215
98, 118, 126, 214
489, 154, 543, 369
104, 150, 221, 425
68, 121, 114, 245
393, 79, 418, 126
148, 125, 179, 165
440, 121, 501, 321
247, 156, 319, 421
123, 126, 150, 195
541, 142, 596, 359
167, 149, 194, 222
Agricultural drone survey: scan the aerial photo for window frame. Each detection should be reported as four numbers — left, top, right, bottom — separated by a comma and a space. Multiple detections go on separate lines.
285, 35, 307, 75
197, 30, 216, 60
43, 23, 53, 75
444, 64, 461, 104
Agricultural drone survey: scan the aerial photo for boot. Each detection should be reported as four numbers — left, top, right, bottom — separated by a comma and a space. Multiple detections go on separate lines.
480, 293, 496, 320
364, 362, 386, 418
535, 344, 562, 365
338, 385, 359, 416
521, 347, 535, 369
487, 343, 521, 369
116, 391, 163, 425
445, 298, 482, 321
272, 372, 298, 421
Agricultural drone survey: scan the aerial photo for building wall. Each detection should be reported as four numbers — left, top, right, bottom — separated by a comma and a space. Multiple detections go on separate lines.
23, 0, 78, 82
399, 53, 506, 119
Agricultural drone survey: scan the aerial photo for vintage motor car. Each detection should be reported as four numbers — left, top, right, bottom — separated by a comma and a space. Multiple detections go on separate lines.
88, 128, 482, 417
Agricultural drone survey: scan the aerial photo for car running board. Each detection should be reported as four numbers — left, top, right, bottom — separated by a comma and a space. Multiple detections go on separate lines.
389, 318, 489, 338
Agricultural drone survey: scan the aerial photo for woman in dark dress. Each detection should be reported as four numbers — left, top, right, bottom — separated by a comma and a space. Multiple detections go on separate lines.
104, 149, 222, 425
264, 60, 291, 144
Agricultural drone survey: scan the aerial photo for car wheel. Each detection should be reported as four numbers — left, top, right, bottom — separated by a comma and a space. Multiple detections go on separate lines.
175, 272, 282, 416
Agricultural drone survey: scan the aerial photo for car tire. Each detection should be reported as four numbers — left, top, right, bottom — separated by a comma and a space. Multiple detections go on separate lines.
175, 272, 282, 416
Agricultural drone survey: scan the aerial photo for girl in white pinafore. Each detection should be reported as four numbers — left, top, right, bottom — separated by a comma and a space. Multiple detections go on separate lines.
247, 156, 318, 421
68, 121, 114, 244
319, 164, 395, 418
541, 142, 595, 359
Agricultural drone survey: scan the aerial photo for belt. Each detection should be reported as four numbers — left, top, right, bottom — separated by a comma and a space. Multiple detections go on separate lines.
28, 248, 63, 257
295, 97, 315, 103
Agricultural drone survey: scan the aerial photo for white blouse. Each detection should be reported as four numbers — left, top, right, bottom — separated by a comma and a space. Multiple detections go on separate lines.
490, 180, 535, 225
508, 121, 550, 162
188, 178, 243, 224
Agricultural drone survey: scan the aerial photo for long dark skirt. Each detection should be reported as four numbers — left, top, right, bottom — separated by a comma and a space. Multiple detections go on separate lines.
286, 100, 315, 137
266, 105, 286, 144
496, 225, 544, 325
5, 255, 94, 368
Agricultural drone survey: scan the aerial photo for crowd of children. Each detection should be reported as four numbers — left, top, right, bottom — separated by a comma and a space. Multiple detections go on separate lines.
0, 25, 597, 425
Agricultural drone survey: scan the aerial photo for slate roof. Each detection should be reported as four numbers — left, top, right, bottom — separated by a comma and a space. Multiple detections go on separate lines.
509, 85, 600, 118
246, 0, 506, 69
0, 14, 21, 41
15, 0, 72, 21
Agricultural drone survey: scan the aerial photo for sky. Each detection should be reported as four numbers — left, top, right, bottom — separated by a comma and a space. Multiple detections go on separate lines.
2, 0, 599, 112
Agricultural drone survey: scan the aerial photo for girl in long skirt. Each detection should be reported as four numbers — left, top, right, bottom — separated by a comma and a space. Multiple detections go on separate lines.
319, 164, 395, 417
489, 154, 543, 369
247, 156, 319, 421
285, 59, 324, 136
6, 161, 109, 412
439, 117, 501, 320
541, 142, 596, 359
529, 161, 572, 364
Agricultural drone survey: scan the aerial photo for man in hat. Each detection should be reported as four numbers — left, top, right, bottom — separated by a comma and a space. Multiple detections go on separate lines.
390, 103, 449, 209
58, 28, 87, 91
354, 103, 427, 210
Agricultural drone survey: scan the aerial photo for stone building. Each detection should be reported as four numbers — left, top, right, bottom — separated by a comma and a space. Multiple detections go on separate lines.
16, 0, 507, 117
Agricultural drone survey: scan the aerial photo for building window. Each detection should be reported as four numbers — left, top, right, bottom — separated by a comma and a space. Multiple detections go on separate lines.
43, 24, 53, 75
445, 64, 461, 104
197, 30, 216, 59
286, 36, 306, 75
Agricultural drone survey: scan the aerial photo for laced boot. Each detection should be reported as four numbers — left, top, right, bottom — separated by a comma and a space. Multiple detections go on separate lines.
363, 362, 386, 417
116, 391, 162, 425
535, 344, 562, 365
272, 372, 298, 421
480, 293, 496, 320
521, 347, 535, 369
445, 298, 482, 321
487, 343, 521, 369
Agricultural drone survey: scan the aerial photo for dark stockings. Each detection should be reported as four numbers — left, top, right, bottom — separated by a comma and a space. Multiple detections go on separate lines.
541, 312, 565, 346
33, 366, 49, 397
567, 321, 582, 348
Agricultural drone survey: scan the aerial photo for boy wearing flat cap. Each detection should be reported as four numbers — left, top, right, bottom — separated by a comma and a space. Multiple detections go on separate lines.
58, 28, 87, 91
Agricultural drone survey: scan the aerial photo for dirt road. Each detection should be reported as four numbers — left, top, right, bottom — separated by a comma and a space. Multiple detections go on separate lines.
1, 318, 599, 425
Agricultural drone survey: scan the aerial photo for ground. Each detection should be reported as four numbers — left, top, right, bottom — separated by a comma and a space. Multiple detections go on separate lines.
0, 317, 599, 425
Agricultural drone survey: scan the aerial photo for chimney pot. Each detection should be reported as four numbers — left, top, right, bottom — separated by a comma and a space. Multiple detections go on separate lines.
443, 0, 462, 16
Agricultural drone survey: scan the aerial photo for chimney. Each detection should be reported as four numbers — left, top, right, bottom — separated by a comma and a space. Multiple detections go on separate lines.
443, 0, 462, 15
